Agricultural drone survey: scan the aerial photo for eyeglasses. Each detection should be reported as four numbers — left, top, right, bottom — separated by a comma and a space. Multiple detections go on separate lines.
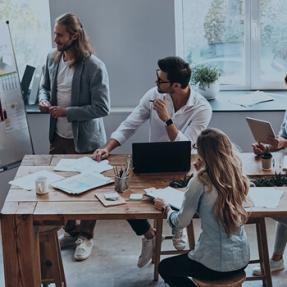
192, 143, 198, 150
156, 69, 170, 85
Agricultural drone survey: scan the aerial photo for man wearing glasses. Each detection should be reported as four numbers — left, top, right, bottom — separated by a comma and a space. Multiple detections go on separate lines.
92, 56, 212, 268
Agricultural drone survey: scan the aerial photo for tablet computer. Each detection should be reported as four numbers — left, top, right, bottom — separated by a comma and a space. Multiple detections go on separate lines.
246, 117, 276, 143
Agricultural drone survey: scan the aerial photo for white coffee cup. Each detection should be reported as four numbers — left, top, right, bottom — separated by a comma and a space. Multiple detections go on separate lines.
35, 176, 48, 195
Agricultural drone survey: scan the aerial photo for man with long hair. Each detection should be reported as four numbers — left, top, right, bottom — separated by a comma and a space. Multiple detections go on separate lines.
92, 56, 212, 268
39, 13, 110, 261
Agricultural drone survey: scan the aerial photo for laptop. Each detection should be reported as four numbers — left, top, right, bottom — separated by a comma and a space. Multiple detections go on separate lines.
132, 141, 191, 173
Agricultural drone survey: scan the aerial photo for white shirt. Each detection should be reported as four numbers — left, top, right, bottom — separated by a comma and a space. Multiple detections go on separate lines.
56, 56, 74, 139
111, 86, 212, 145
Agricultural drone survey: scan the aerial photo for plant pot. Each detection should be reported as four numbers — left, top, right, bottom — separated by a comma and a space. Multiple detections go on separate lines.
261, 153, 273, 170
198, 81, 219, 100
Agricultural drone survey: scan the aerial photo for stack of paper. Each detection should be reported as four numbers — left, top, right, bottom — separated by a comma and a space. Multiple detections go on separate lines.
144, 187, 184, 210
9, 170, 64, 190
51, 172, 113, 195
54, 157, 112, 173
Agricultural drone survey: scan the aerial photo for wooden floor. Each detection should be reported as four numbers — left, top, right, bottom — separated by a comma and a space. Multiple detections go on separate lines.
0, 218, 287, 286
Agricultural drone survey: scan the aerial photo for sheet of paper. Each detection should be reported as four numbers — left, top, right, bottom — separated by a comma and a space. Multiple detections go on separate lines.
53, 159, 79, 172
53, 157, 112, 173
51, 172, 113, 194
74, 157, 113, 173
248, 187, 284, 208
229, 91, 274, 107
144, 186, 184, 210
9, 170, 64, 190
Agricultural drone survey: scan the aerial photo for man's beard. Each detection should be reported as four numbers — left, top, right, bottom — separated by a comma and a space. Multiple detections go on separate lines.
157, 85, 164, 93
57, 40, 75, 52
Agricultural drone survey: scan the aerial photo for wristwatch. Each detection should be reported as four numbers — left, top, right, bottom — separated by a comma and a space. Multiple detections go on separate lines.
165, 118, 173, 127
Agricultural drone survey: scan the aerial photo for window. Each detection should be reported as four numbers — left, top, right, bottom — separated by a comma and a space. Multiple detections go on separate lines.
176, 0, 287, 90
0, 0, 51, 77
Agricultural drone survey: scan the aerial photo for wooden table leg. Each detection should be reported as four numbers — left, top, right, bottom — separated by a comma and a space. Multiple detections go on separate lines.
1, 214, 41, 287
153, 219, 163, 281
256, 218, 273, 287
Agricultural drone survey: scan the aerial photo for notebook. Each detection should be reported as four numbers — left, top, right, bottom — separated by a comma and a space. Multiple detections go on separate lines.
246, 117, 276, 143
144, 187, 185, 210
51, 172, 114, 195
132, 141, 191, 173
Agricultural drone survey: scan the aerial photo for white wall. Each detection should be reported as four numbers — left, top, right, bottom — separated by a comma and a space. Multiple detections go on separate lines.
26, 111, 285, 154
49, 0, 175, 107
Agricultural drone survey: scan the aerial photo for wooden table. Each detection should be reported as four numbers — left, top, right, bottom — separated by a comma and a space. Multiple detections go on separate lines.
237, 152, 287, 287
1, 153, 287, 287
240, 152, 284, 177
1, 154, 187, 287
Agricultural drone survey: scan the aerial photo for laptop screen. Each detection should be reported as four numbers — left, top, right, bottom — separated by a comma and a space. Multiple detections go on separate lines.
132, 141, 191, 173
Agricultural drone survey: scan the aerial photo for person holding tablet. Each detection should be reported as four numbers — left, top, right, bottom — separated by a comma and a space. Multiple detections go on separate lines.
154, 128, 250, 286
252, 111, 287, 275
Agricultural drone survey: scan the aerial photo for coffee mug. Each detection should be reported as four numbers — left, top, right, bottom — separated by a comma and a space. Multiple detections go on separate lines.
35, 176, 49, 195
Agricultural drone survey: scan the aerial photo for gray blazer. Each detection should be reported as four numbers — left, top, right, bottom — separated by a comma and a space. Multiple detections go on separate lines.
39, 51, 110, 153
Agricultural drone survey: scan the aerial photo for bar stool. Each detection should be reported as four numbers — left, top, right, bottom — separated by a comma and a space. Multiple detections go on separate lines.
192, 271, 246, 287
153, 220, 195, 280
39, 226, 66, 287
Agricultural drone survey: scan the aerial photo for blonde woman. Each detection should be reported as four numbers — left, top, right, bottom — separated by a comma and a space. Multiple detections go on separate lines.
154, 128, 250, 286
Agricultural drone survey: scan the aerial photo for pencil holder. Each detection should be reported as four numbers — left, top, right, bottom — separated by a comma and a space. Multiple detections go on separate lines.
114, 175, 129, 193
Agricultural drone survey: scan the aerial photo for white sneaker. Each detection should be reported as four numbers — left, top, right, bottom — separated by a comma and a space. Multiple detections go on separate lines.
58, 232, 77, 249
172, 229, 187, 251
137, 237, 154, 268
74, 236, 94, 261
252, 258, 284, 276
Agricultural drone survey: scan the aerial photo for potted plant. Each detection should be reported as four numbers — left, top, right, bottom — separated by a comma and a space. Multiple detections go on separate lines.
191, 65, 221, 100
261, 146, 273, 170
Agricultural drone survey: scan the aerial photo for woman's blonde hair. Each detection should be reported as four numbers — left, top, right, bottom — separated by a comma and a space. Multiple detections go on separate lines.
196, 128, 249, 235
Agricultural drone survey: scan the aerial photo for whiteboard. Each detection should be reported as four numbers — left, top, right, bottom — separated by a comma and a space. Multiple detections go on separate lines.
0, 23, 33, 169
